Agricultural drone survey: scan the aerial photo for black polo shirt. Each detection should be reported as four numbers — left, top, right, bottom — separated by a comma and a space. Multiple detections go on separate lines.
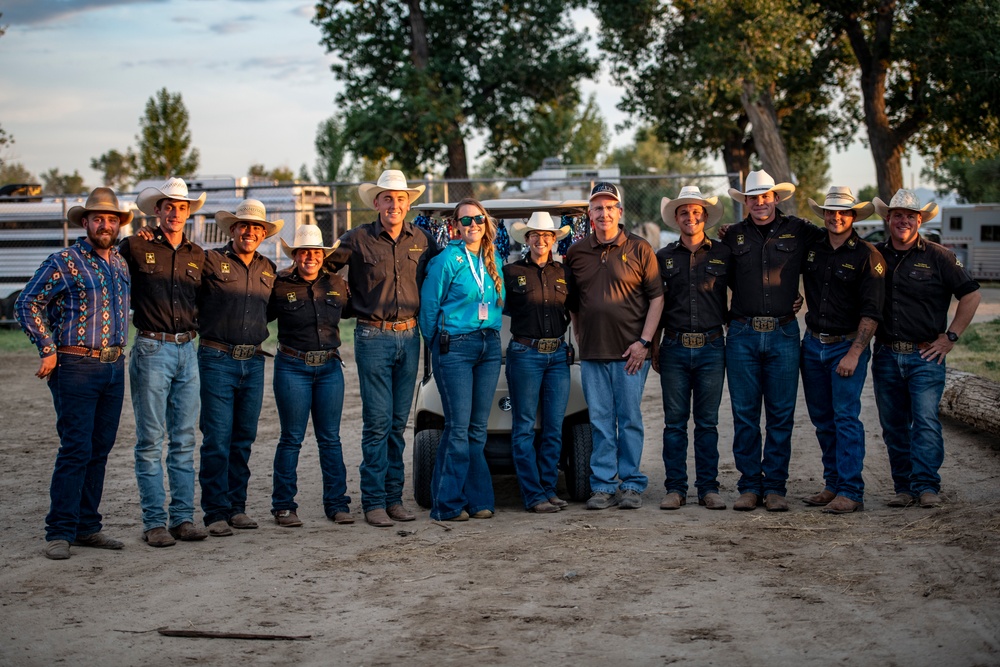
198, 242, 275, 346
802, 232, 885, 335
325, 218, 437, 322
723, 211, 826, 319
502, 256, 571, 339
119, 229, 205, 334
268, 268, 351, 351
875, 237, 979, 343
656, 238, 730, 333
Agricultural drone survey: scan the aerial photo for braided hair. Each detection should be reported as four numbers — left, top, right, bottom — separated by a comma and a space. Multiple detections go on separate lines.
453, 197, 504, 307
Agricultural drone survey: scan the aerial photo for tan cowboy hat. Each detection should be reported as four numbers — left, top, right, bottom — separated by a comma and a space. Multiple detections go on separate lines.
660, 186, 724, 230
808, 186, 874, 220
872, 189, 939, 222
280, 224, 340, 259
728, 170, 795, 204
67, 187, 134, 227
358, 169, 426, 208
215, 199, 284, 239
136, 177, 206, 216
510, 211, 572, 244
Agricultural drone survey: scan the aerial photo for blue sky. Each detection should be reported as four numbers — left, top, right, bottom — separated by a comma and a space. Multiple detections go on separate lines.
0, 0, 929, 195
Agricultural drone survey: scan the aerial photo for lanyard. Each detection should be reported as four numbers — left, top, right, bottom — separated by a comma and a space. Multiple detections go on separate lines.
463, 244, 487, 302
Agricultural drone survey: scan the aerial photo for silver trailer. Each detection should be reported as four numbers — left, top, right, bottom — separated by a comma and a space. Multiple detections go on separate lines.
940, 204, 1000, 280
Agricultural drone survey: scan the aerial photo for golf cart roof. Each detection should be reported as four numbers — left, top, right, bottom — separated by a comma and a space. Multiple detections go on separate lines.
413, 198, 589, 219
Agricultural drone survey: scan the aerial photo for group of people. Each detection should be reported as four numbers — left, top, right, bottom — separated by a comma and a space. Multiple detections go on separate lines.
15, 166, 981, 559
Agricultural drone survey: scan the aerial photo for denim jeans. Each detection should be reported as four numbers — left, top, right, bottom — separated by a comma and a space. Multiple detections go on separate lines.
725, 318, 801, 496
197, 346, 265, 525
354, 324, 420, 512
506, 340, 570, 509
658, 336, 725, 499
871, 344, 947, 496
430, 329, 501, 520
271, 352, 349, 515
130, 337, 200, 531
45, 354, 125, 542
800, 334, 870, 503
580, 359, 650, 494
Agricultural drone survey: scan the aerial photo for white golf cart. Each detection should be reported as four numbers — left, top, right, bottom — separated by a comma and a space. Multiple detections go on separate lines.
410, 199, 594, 508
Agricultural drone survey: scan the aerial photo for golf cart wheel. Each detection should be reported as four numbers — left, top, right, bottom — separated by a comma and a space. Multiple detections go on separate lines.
565, 422, 593, 502
413, 428, 442, 509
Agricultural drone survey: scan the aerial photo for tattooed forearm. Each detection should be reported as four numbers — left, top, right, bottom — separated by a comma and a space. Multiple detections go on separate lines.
853, 317, 877, 352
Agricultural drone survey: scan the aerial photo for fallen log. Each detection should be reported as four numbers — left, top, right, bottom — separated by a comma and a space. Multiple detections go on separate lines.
941, 368, 1000, 435
157, 628, 311, 641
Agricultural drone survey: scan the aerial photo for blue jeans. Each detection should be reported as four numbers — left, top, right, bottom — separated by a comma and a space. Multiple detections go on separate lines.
800, 334, 870, 503
658, 336, 725, 498
354, 324, 420, 512
581, 359, 650, 494
506, 340, 570, 509
430, 329, 501, 520
726, 319, 801, 496
197, 346, 265, 525
271, 352, 349, 515
130, 337, 200, 531
45, 354, 125, 542
871, 344, 947, 496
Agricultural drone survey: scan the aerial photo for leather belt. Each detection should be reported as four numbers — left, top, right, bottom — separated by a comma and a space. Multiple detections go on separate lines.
139, 330, 196, 344
883, 340, 933, 354
733, 314, 796, 333
662, 328, 723, 349
278, 344, 341, 366
511, 335, 564, 353
200, 339, 266, 360
57, 345, 123, 363
357, 317, 417, 332
806, 329, 857, 344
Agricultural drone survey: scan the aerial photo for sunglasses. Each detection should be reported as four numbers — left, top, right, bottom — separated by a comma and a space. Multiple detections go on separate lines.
457, 215, 487, 227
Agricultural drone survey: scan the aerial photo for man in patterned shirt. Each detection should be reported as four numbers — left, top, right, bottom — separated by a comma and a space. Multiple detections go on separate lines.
16, 187, 132, 560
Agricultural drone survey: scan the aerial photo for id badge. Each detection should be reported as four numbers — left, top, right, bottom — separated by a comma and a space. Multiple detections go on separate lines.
478, 303, 489, 320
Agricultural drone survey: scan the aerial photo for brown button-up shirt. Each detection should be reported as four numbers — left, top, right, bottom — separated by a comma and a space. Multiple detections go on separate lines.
656, 238, 730, 333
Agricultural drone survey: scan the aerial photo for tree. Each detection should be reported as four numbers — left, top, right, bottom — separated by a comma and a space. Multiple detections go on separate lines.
313, 0, 596, 196
927, 155, 1000, 203
248, 164, 296, 182
135, 88, 200, 179
297, 164, 311, 182
0, 162, 36, 185
503, 94, 610, 175
40, 168, 86, 196
314, 115, 350, 182
90, 149, 137, 191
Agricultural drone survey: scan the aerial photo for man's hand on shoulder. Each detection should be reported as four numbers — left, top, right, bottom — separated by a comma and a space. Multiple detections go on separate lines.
134, 226, 155, 241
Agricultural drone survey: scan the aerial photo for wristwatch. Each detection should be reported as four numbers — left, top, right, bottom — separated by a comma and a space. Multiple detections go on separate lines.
946, 331, 959, 342
638, 338, 650, 348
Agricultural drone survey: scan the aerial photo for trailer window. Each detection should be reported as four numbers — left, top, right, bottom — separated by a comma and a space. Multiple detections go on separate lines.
949, 216, 962, 231
983, 225, 1000, 242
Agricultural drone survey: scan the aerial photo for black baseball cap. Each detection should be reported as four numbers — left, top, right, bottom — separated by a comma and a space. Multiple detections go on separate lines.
589, 182, 621, 203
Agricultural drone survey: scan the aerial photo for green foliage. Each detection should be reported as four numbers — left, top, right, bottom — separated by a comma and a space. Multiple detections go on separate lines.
90, 149, 137, 191
136, 88, 199, 180
926, 155, 1000, 203
950, 318, 1000, 382
858, 185, 879, 203
314, 115, 350, 182
297, 164, 311, 181
248, 164, 296, 182
0, 161, 36, 185
789, 138, 830, 217
40, 168, 86, 196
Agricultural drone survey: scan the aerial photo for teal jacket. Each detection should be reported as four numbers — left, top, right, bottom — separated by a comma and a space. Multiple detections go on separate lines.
420, 240, 504, 341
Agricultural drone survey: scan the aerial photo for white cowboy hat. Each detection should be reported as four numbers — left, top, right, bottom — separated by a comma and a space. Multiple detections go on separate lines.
358, 169, 426, 208
67, 187, 134, 227
135, 177, 206, 216
872, 189, 939, 223
215, 199, 284, 239
510, 211, 572, 244
728, 170, 795, 204
808, 186, 874, 221
660, 186, 724, 230
280, 224, 340, 259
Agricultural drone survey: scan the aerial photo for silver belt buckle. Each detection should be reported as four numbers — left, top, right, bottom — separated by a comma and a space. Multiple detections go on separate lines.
681, 333, 706, 348
99, 347, 122, 363
751, 317, 776, 332
231, 344, 257, 360
304, 351, 328, 366
891, 341, 915, 354
536, 338, 560, 353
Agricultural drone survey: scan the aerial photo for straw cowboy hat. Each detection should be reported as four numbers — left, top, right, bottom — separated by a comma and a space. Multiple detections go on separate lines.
728, 170, 795, 204
510, 211, 572, 244
135, 177, 206, 216
67, 187, 134, 227
358, 170, 426, 208
808, 186, 874, 220
215, 199, 284, 239
660, 186, 724, 230
872, 189, 939, 223
280, 224, 340, 259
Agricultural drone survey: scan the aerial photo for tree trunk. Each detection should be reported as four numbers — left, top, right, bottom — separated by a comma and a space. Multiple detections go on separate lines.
740, 81, 796, 214
444, 129, 472, 200
941, 368, 1000, 436
721, 125, 752, 191
406, 0, 429, 70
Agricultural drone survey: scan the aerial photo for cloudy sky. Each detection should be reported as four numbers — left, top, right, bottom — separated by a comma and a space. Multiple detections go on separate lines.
0, 0, 929, 195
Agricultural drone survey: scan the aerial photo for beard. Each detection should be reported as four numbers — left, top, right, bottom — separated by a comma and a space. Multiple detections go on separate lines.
87, 229, 118, 250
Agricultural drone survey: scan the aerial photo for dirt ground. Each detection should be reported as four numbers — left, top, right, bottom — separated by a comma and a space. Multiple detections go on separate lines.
1, 322, 999, 666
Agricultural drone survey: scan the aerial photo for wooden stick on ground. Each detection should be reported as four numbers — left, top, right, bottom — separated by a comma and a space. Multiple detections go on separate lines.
157, 628, 311, 641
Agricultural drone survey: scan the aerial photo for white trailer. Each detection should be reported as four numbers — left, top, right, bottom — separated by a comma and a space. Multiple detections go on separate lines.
940, 204, 1000, 280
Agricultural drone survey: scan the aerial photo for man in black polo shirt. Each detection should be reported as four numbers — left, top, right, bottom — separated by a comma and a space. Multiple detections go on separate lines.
799, 187, 885, 514
121, 178, 208, 546
723, 170, 825, 512
197, 199, 280, 536
652, 186, 729, 511
871, 189, 980, 509
325, 170, 436, 528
